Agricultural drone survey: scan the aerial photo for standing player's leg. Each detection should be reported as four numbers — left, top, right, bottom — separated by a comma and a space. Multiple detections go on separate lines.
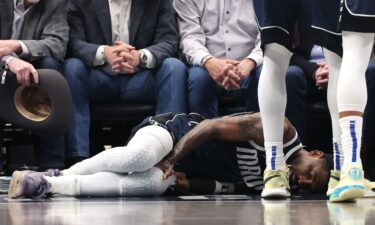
253, 0, 295, 198
258, 43, 292, 198
330, 31, 375, 202
323, 48, 343, 196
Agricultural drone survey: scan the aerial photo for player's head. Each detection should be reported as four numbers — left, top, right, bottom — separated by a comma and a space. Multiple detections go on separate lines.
288, 150, 333, 193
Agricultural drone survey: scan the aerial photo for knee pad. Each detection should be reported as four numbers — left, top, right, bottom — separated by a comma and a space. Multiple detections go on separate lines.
120, 167, 176, 196
125, 126, 173, 172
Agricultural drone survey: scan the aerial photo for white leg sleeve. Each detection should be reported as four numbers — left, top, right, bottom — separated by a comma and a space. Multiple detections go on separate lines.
323, 48, 343, 171
258, 43, 292, 170
63, 125, 173, 175
46, 167, 176, 196
337, 31, 374, 113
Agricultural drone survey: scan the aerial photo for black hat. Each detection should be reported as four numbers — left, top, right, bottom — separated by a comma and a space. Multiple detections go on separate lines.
0, 69, 72, 135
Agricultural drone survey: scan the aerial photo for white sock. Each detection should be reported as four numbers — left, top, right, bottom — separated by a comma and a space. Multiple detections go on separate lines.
45, 175, 80, 196
258, 43, 292, 171
265, 142, 286, 170
332, 138, 343, 171
323, 48, 343, 171
63, 125, 173, 175
339, 116, 363, 171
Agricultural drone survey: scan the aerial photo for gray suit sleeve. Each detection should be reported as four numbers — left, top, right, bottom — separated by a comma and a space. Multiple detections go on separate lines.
21, 0, 69, 61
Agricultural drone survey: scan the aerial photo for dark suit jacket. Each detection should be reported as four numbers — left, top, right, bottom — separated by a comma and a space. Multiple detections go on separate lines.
0, 0, 69, 61
67, 0, 180, 67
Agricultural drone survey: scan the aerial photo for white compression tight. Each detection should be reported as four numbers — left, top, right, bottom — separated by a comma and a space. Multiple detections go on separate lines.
338, 31, 375, 168
45, 167, 176, 196
63, 125, 173, 175
337, 31, 373, 113
258, 43, 292, 170
323, 48, 343, 171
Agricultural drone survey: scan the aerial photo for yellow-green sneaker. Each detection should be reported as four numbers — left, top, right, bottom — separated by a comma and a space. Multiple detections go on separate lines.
261, 169, 290, 198
363, 179, 375, 197
327, 170, 341, 197
329, 166, 364, 202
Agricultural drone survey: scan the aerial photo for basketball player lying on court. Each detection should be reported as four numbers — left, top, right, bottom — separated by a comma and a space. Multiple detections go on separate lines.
8, 112, 375, 198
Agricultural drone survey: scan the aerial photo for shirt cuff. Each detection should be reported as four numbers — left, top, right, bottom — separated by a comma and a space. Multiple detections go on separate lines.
1, 55, 13, 65
139, 49, 156, 68
246, 53, 263, 67
192, 51, 211, 67
93, 45, 106, 66
201, 55, 213, 66
18, 41, 30, 59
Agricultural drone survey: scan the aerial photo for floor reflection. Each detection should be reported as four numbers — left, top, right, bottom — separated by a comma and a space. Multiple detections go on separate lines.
1, 195, 375, 225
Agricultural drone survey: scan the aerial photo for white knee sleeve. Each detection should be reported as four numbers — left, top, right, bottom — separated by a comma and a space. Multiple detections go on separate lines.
337, 31, 374, 113
125, 125, 173, 172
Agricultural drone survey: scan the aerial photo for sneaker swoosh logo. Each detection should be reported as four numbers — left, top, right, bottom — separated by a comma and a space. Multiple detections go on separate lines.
330, 175, 340, 181
264, 175, 281, 184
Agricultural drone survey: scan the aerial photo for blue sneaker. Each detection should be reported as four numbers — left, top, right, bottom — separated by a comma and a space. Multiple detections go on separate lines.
329, 166, 364, 202
8, 170, 51, 199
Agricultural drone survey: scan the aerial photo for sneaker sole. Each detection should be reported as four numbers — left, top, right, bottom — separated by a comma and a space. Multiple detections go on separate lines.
326, 188, 334, 197
261, 188, 290, 198
330, 186, 364, 202
8, 171, 25, 199
364, 188, 375, 197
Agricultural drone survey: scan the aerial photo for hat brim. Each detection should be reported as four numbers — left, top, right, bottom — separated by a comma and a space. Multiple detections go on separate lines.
0, 69, 72, 136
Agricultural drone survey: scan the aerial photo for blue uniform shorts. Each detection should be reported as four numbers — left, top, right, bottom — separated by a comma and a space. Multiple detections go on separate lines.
253, 0, 306, 50
254, 0, 375, 56
310, 0, 375, 55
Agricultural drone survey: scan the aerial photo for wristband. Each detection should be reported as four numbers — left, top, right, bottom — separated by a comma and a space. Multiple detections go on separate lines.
214, 181, 235, 194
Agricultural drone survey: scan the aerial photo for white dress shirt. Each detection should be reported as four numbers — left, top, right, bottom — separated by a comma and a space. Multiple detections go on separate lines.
94, 0, 155, 70
174, 0, 263, 67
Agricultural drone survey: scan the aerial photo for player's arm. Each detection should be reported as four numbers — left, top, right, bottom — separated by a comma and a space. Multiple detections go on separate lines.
158, 113, 296, 177
173, 172, 251, 195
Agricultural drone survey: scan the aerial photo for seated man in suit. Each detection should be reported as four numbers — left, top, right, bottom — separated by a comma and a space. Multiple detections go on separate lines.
0, 0, 69, 170
63, 0, 188, 166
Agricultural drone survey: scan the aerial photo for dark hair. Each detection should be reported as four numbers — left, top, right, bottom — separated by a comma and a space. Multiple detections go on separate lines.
322, 153, 334, 171
320, 153, 334, 191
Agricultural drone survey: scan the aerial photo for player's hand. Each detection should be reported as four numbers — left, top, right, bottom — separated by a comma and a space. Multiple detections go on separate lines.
156, 159, 174, 180
8, 57, 39, 86
173, 172, 190, 194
